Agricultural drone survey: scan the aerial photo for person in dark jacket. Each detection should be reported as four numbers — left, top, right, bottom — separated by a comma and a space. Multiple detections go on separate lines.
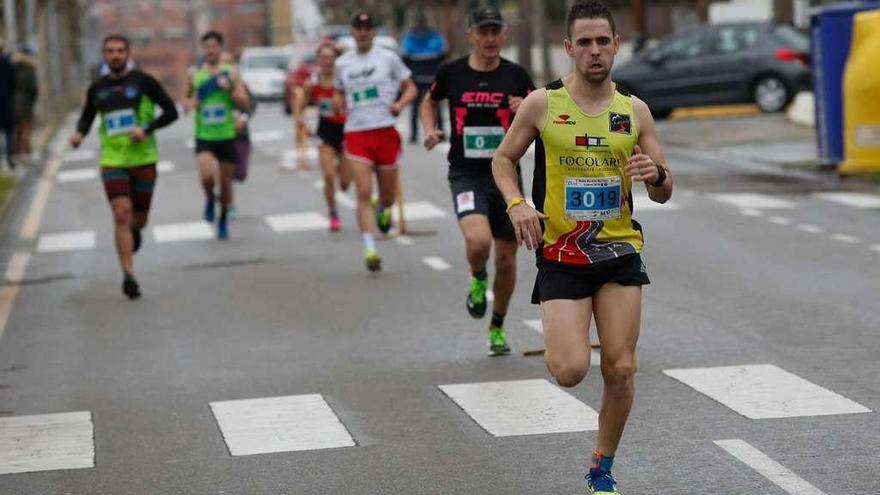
401, 15, 447, 143
0, 38, 16, 169
13, 44, 38, 163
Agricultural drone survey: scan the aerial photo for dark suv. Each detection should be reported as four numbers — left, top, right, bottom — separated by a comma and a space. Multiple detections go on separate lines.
613, 22, 811, 117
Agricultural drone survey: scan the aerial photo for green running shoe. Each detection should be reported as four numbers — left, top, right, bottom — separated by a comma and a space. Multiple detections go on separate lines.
488, 326, 511, 356
373, 197, 392, 234
466, 276, 488, 318
365, 248, 382, 272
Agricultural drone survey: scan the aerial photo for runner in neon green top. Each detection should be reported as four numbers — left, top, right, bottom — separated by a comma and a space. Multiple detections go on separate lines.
183, 31, 250, 240
70, 34, 178, 299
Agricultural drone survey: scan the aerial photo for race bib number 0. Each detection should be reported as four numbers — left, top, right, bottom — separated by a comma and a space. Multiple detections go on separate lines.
463, 126, 505, 159
201, 104, 228, 125
104, 109, 137, 136
565, 176, 622, 221
351, 86, 380, 106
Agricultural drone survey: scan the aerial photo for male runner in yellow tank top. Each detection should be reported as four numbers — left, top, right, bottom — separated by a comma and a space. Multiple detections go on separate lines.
492, 2, 672, 493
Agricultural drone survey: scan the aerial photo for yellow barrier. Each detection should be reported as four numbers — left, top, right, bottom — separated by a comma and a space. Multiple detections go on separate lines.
840, 9, 880, 174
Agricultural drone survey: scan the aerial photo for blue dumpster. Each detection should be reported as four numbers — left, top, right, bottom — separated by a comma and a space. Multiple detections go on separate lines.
811, 1, 880, 166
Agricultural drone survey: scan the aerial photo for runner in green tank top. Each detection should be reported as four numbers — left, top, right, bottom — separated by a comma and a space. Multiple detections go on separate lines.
492, 2, 673, 494
183, 31, 250, 240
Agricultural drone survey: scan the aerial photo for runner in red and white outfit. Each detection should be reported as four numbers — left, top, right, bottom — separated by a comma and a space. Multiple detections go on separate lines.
335, 10, 418, 272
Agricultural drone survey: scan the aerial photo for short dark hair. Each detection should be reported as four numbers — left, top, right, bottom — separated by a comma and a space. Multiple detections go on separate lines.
201, 31, 224, 45
102, 34, 130, 50
566, 1, 616, 38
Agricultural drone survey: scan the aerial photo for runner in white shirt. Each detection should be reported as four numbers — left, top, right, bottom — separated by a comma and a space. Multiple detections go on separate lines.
335, 10, 418, 272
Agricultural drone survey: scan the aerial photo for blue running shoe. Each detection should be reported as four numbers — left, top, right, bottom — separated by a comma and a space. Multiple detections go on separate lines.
203, 196, 216, 223
227, 204, 238, 220
586, 451, 620, 495
217, 213, 229, 240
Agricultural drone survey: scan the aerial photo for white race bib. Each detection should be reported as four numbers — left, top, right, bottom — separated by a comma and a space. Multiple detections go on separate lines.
456, 191, 476, 213
350, 85, 380, 107
564, 176, 622, 221
463, 126, 505, 159
201, 104, 228, 125
104, 109, 137, 136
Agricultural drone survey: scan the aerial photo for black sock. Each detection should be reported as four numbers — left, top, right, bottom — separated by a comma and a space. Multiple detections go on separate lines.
472, 267, 488, 280
491, 311, 505, 328
330, 208, 338, 218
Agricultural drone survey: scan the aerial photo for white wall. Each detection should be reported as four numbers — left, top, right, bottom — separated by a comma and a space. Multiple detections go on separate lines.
709, 0, 774, 23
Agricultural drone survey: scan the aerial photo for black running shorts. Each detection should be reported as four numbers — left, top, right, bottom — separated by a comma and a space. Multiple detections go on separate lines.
316, 118, 344, 152
448, 168, 519, 241
531, 254, 650, 304
195, 138, 238, 164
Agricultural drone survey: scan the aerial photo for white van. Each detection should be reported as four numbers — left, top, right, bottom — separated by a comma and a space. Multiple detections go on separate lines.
239, 46, 295, 100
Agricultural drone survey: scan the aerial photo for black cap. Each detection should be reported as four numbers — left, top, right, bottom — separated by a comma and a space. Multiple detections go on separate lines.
468, 7, 505, 28
351, 11, 375, 29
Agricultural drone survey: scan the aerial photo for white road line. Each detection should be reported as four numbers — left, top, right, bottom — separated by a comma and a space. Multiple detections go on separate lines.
210, 394, 355, 456
37, 231, 96, 253
797, 224, 823, 234
250, 129, 284, 143
768, 216, 791, 225
663, 364, 871, 419
0, 411, 94, 475
19, 178, 53, 240
524, 319, 543, 333
739, 208, 763, 217
157, 160, 175, 173
486, 290, 494, 302
439, 379, 598, 437
63, 149, 96, 162
711, 193, 795, 209
831, 233, 860, 244
871, 244, 880, 252
393, 235, 414, 246
633, 194, 680, 211
185, 138, 195, 149
152, 222, 214, 243
265, 212, 327, 232
5, 252, 31, 284
393, 201, 448, 222
56, 168, 98, 183
814, 192, 880, 209
714, 439, 826, 495
312, 180, 356, 209
422, 256, 452, 271
281, 148, 319, 169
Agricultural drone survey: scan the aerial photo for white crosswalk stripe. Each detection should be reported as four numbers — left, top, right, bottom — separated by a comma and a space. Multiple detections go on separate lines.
63, 149, 96, 163
57, 168, 98, 183
265, 212, 327, 232
439, 379, 598, 436
422, 256, 452, 271
157, 160, 175, 173
663, 364, 871, 419
153, 222, 214, 243
0, 412, 94, 475
210, 394, 356, 456
715, 439, 826, 495
710, 193, 796, 209
37, 231, 96, 253
814, 192, 880, 209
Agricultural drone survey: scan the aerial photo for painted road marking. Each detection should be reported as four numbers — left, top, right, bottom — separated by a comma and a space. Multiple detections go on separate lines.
797, 224, 823, 234
185, 138, 194, 149
768, 216, 791, 226
19, 178, 53, 240
739, 208, 763, 217
37, 231, 96, 253
422, 256, 452, 271
153, 222, 214, 243
393, 201, 448, 222
871, 244, 880, 252
393, 235, 414, 246
265, 212, 327, 233
633, 194, 680, 211
439, 379, 598, 437
0, 412, 94, 475
524, 319, 543, 333
250, 129, 284, 143
714, 439, 825, 495
210, 394, 356, 456
831, 233, 860, 244
281, 148, 319, 169
663, 364, 871, 419
0, 251, 29, 342
63, 149, 96, 162
311, 180, 356, 209
522, 319, 600, 366
5, 252, 31, 284
57, 168, 98, 183
710, 193, 795, 209
157, 160, 175, 173
814, 192, 880, 209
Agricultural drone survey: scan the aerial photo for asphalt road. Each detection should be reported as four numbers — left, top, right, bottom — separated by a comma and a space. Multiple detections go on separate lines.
0, 103, 877, 494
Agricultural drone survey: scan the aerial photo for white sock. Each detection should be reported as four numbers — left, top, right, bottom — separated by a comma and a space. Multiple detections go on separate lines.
363, 233, 376, 252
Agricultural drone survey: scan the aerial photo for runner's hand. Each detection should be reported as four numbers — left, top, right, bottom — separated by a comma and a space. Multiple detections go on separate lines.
69, 133, 83, 149
509, 203, 548, 251
626, 145, 658, 183
389, 101, 404, 117
509, 96, 525, 113
129, 127, 146, 143
423, 129, 445, 151
183, 98, 196, 114
218, 75, 232, 91
235, 115, 248, 133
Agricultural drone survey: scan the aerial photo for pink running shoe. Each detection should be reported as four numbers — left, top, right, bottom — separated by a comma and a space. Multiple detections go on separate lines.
329, 216, 341, 232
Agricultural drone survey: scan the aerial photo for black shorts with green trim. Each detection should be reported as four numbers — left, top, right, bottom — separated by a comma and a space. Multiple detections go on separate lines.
531, 253, 650, 304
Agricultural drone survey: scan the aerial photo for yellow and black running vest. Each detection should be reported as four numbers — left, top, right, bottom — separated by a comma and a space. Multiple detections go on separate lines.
534, 80, 644, 267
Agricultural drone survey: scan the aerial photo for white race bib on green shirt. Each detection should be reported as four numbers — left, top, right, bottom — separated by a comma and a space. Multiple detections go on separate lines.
201, 104, 228, 125
463, 126, 505, 159
104, 109, 137, 136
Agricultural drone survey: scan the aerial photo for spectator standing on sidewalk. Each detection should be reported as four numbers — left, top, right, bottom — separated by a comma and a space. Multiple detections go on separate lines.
401, 14, 447, 144
12, 44, 39, 164
0, 38, 16, 170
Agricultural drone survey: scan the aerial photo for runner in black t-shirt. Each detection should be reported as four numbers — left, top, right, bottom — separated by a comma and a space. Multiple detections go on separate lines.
421, 7, 535, 356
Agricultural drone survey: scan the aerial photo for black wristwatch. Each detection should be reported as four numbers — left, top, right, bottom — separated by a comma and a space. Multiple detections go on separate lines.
650, 164, 667, 187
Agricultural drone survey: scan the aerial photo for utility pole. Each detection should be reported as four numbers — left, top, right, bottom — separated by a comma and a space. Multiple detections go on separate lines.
517, 0, 533, 75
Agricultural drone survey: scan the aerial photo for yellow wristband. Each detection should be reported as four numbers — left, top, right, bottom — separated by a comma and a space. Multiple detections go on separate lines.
506, 196, 526, 215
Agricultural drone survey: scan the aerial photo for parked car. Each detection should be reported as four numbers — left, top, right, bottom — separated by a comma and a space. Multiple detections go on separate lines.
240, 46, 295, 100
613, 22, 811, 117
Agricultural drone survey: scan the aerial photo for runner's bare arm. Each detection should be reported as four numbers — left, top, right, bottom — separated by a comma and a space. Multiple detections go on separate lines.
627, 96, 672, 203
492, 89, 549, 250
293, 82, 311, 129
183, 67, 196, 113
420, 92, 443, 150
333, 89, 346, 116
391, 78, 418, 117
